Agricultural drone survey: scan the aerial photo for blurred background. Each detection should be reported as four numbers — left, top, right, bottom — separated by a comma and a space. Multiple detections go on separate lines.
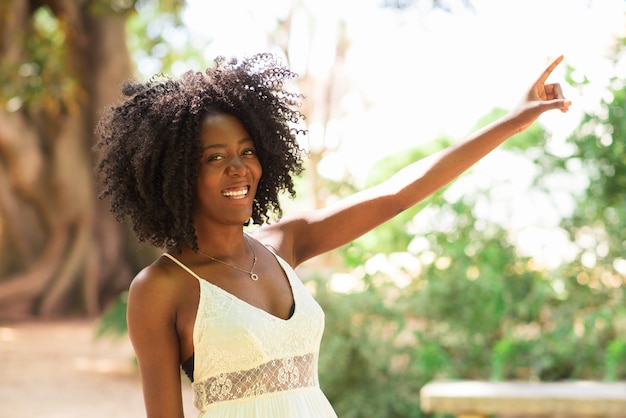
1, 0, 625, 417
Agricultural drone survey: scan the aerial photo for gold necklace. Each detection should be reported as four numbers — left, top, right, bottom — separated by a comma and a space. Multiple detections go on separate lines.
197, 236, 259, 281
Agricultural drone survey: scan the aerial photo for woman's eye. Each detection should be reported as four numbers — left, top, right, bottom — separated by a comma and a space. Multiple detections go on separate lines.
208, 154, 224, 162
242, 148, 256, 156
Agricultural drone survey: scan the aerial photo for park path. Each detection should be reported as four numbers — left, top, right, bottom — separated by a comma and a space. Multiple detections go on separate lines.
0, 319, 195, 418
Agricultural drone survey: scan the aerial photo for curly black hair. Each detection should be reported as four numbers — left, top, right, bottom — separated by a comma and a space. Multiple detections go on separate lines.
94, 53, 306, 251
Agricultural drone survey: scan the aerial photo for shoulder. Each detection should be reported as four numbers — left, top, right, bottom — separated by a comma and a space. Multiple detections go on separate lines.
251, 214, 314, 267
130, 256, 178, 295
127, 255, 188, 319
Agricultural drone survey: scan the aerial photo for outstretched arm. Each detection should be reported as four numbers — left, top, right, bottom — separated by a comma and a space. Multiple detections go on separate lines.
382, 55, 570, 205
258, 56, 571, 267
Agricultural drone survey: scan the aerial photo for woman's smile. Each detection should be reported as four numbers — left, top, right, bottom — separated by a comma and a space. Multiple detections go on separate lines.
222, 186, 250, 200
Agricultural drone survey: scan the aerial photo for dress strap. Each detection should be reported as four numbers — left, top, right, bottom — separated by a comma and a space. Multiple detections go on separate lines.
162, 253, 203, 281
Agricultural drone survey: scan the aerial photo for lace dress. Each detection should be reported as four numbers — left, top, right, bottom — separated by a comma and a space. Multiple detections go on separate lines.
162, 251, 338, 418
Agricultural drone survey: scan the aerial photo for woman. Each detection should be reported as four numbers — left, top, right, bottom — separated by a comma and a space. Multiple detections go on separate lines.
95, 53, 570, 417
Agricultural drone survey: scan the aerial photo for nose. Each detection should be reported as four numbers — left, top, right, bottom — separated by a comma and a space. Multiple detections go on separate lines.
227, 156, 248, 176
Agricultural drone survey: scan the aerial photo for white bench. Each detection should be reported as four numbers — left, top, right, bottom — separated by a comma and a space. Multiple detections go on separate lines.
420, 380, 626, 417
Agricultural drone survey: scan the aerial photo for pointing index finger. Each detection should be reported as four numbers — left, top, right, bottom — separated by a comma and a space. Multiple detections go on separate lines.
537, 55, 564, 84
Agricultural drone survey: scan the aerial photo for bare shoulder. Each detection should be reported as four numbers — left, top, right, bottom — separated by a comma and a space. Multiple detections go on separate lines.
131, 257, 176, 294
126, 255, 189, 417
253, 203, 357, 266
128, 255, 187, 319
126, 254, 192, 362
252, 214, 312, 266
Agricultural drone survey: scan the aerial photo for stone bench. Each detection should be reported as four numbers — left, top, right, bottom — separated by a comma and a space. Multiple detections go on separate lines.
420, 380, 626, 417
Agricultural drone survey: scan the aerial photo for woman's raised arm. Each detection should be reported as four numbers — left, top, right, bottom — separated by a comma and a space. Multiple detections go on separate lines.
259, 56, 571, 266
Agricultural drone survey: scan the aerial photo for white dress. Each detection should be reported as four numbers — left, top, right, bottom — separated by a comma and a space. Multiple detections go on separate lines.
162, 250, 338, 418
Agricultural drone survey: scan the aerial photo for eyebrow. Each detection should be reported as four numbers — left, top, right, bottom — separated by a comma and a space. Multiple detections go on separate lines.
201, 137, 254, 151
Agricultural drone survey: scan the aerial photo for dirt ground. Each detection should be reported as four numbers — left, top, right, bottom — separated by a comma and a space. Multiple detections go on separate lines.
0, 319, 196, 418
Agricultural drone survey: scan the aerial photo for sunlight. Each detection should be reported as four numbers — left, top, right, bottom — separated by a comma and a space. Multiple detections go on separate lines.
181, 0, 626, 269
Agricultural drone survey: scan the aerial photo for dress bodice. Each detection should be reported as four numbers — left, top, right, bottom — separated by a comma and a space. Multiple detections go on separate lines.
162, 249, 335, 417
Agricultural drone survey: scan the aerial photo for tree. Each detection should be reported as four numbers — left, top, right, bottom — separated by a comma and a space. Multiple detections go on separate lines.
0, 0, 187, 318
1, 0, 468, 320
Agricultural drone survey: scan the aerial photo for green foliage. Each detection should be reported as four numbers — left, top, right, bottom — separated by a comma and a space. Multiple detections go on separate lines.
311, 91, 626, 414
312, 275, 427, 418
605, 338, 626, 381
126, 0, 205, 78
0, 6, 81, 116
95, 291, 129, 340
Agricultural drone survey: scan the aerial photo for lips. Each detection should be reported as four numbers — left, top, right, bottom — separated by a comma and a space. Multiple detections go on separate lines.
222, 186, 249, 199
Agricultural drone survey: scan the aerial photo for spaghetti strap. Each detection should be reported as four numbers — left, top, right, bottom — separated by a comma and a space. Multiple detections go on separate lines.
162, 253, 203, 281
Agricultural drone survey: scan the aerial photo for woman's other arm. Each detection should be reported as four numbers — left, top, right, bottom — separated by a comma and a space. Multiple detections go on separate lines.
127, 266, 186, 418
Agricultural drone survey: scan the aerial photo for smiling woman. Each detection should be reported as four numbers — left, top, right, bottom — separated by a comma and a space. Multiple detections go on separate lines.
192, 113, 262, 230
94, 52, 570, 418
95, 54, 305, 252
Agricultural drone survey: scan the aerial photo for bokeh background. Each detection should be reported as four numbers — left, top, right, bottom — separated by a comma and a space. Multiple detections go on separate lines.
1, 0, 626, 417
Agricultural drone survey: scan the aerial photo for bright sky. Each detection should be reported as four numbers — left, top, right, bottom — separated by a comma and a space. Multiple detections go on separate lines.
182, 0, 625, 164
180, 0, 626, 267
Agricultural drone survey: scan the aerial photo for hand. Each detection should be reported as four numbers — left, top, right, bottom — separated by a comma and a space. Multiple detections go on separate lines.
513, 55, 572, 130
528, 55, 571, 111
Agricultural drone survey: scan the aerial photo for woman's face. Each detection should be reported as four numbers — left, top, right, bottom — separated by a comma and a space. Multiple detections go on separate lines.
191, 112, 262, 228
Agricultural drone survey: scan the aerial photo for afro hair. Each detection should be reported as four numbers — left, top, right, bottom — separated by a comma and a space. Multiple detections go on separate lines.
95, 53, 307, 251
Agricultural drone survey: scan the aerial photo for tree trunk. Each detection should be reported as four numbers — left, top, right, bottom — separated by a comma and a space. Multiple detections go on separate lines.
0, 0, 154, 319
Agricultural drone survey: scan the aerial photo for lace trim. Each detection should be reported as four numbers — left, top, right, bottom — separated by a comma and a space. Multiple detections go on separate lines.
193, 353, 317, 408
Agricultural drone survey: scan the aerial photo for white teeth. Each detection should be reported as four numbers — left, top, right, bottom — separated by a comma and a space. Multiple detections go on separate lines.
223, 187, 248, 198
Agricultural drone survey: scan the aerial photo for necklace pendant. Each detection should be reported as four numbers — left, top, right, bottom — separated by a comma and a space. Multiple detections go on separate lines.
250, 272, 259, 281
